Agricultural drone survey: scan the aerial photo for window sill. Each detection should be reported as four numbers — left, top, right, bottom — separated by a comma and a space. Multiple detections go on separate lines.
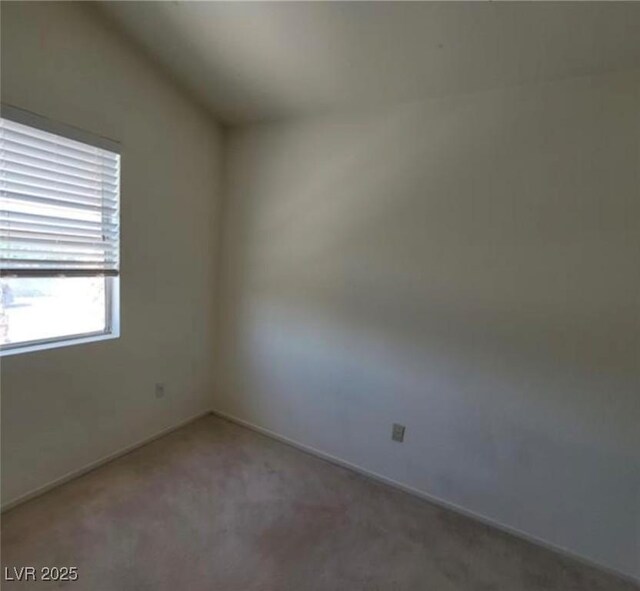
0, 330, 120, 357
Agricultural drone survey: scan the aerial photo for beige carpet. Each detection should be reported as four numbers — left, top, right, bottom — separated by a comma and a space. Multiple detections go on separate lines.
1, 415, 636, 591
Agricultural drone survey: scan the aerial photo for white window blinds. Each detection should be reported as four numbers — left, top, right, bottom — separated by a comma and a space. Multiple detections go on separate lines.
0, 114, 120, 277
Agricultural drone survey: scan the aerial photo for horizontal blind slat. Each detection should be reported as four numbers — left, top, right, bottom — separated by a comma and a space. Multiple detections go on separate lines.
1, 258, 114, 263
1, 115, 120, 275
1, 233, 118, 249
1, 258, 118, 268
2, 170, 118, 201
2, 150, 119, 183
0, 223, 118, 240
1, 250, 117, 260
1, 143, 119, 179
0, 126, 120, 165
1, 160, 118, 190
1, 180, 117, 207
1, 120, 116, 159
1, 192, 118, 213
1, 268, 119, 278
1, 257, 118, 267
0, 210, 118, 230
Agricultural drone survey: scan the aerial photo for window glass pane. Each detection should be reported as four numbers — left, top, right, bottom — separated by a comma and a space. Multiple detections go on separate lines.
0, 277, 107, 346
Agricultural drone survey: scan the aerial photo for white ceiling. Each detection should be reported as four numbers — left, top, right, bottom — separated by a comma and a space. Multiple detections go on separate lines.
99, 2, 640, 124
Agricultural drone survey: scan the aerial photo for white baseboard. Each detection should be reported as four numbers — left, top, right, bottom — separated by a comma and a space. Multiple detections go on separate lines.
1, 410, 212, 513
211, 408, 639, 586
3, 406, 636, 585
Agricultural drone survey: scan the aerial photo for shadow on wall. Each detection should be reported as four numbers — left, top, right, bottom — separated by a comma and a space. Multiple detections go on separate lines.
218, 74, 640, 575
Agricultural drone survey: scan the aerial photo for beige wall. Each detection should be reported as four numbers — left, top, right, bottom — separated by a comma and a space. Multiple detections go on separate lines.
2, 0, 638, 581
218, 71, 640, 578
1, 2, 221, 505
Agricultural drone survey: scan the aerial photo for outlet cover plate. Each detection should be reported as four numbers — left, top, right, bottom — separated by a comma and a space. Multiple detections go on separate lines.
392, 423, 405, 442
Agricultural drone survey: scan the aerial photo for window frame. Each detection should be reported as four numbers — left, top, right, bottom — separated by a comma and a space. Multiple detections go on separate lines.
0, 277, 120, 357
0, 105, 121, 356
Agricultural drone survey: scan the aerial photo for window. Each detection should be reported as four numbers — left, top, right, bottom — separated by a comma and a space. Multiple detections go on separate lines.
0, 106, 120, 354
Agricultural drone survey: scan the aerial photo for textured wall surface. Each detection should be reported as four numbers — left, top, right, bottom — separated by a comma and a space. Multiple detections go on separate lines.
1, 2, 222, 505
218, 71, 640, 578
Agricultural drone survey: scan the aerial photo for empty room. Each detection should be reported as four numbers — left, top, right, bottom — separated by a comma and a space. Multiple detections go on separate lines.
1, 2, 638, 589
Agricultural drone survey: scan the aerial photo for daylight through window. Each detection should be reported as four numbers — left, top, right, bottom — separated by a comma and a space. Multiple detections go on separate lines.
0, 111, 120, 352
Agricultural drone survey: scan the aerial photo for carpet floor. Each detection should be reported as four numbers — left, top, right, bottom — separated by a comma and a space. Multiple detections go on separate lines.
1, 415, 636, 590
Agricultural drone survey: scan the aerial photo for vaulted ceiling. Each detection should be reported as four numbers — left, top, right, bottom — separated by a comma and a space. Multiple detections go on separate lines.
99, 2, 640, 124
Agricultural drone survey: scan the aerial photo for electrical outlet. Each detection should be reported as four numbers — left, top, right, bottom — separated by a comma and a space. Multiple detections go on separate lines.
155, 383, 165, 399
392, 423, 405, 443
